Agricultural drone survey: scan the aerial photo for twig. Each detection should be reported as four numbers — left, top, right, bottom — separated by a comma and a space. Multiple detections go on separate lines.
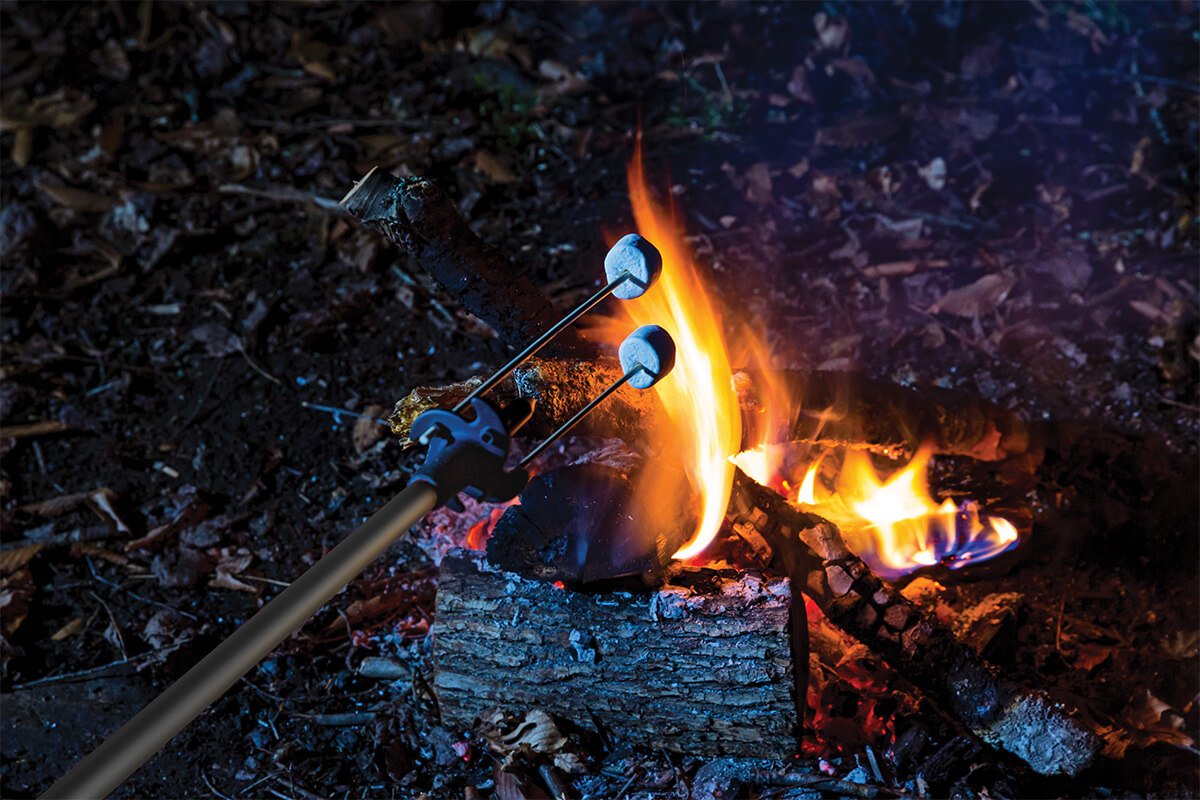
0, 420, 71, 438
269, 776, 329, 800
89, 590, 127, 659
746, 769, 898, 798
218, 183, 344, 212
9, 649, 172, 689
239, 346, 281, 385
85, 557, 200, 620
201, 769, 235, 800
301, 401, 389, 425
1153, 392, 1200, 414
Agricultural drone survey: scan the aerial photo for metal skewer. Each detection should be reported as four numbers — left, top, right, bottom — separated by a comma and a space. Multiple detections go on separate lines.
521, 323, 676, 466
453, 233, 663, 413
39, 231, 670, 800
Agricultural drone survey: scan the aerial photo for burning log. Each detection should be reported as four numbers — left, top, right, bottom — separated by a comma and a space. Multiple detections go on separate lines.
389, 358, 1033, 461
341, 168, 592, 356
725, 468, 1100, 777
733, 369, 1032, 462
431, 548, 799, 759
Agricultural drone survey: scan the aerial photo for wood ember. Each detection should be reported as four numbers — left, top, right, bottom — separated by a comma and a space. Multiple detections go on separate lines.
341, 168, 592, 357
388, 358, 1032, 461
725, 468, 1100, 777
431, 548, 798, 759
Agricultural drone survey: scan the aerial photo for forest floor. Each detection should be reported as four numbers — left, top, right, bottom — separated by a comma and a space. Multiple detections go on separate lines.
1, 3, 1197, 798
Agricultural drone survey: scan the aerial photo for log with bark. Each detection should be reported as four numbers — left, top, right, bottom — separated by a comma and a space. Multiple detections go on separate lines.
341, 168, 593, 357
389, 358, 1034, 461
431, 548, 798, 759
724, 468, 1100, 777
344, 172, 1095, 777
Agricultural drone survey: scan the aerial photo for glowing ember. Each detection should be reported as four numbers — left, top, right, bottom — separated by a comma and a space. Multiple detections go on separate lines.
465, 504, 513, 551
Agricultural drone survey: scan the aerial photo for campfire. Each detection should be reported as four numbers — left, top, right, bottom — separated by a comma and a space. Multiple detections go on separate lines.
340, 152, 1175, 795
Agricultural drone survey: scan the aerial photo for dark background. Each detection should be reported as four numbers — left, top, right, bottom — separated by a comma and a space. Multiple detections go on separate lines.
1, 2, 1196, 798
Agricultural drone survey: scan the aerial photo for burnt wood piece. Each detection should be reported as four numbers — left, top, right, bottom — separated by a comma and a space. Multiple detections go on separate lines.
733, 370, 1032, 462
389, 359, 1032, 461
341, 169, 592, 356
725, 468, 1100, 777
388, 358, 665, 445
486, 464, 694, 583
432, 548, 798, 758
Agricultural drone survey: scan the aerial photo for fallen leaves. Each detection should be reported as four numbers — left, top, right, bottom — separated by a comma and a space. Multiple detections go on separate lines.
0, 544, 41, 637
352, 405, 388, 454
473, 151, 518, 184
1100, 690, 1196, 758
478, 708, 588, 774
928, 272, 1016, 318
1, 86, 96, 165
743, 162, 774, 205
919, 157, 947, 191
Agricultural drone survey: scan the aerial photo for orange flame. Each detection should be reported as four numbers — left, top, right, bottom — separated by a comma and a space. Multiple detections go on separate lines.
618, 144, 741, 560
615, 143, 1018, 575
734, 443, 1019, 578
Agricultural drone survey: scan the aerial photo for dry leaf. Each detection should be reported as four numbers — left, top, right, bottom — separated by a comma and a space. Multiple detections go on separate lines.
919, 157, 947, 191
35, 179, 115, 213
787, 158, 809, 179
1102, 690, 1196, 757
929, 272, 1016, 317
787, 66, 813, 103
291, 32, 337, 84
353, 405, 388, 453
744, 162, 773, 205
0, 87, 96, 131
0, 543, 42, 574
538, 60, 585, 93
1073, 642, 1112, 672
478, 709, 587, 774
0, 567, 34, 634
473, 151, 517, 184
51, 617, 86, 641
813, 12, 849, 52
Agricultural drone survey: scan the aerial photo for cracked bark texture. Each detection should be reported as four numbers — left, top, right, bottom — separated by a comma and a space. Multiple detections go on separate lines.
432, 548, 798, 758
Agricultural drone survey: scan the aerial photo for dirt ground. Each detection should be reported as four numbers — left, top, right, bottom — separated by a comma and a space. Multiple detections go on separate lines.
1, 2, 1197, 799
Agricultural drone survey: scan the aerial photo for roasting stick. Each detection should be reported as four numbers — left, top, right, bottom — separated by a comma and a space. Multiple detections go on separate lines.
41, 234, 670, 800
41, 482, 439, 800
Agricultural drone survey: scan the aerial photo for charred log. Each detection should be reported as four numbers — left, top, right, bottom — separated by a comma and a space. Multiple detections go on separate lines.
734, 369, 1033, 462
389, 358, 1033, 461
485, 464, 693, 584
341, 168, 592, 356
725, 468, 1100, 777
432, 548, 798, 759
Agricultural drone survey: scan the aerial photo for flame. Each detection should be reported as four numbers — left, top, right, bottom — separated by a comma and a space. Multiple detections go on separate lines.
787, 445, 1020, 579
618, 144, 741, 560
613, 141, 1018, 575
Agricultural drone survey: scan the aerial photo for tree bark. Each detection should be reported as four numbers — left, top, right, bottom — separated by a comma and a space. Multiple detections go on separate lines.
342, 168, 593, 356
432, 548, 798, 758
724, 468, 1100, 777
